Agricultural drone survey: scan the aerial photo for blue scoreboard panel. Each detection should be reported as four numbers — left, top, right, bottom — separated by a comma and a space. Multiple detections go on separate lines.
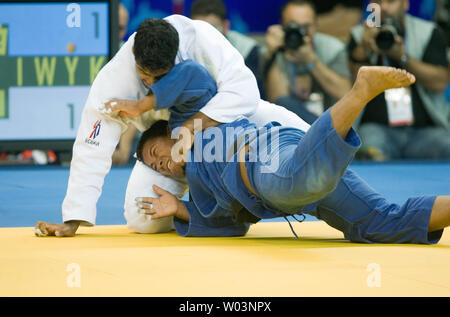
0, 0, 118, 150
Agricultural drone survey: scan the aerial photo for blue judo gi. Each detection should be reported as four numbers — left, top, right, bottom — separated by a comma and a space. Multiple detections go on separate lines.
149, 60, 443, 244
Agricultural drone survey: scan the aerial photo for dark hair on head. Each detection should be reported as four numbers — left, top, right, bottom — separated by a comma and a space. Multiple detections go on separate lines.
190, 0, 227, 20
136, 120, 170, 163
134, 18, 179, 72
281, 0, 317, 18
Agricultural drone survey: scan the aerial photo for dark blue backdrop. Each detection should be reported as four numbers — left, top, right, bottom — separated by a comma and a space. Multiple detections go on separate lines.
120, 0, 437, 37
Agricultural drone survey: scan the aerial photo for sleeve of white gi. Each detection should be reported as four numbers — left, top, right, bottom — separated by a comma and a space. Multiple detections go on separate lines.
62, 37, 144, 226
61, 78, 123, 226
165, 15, 260, 123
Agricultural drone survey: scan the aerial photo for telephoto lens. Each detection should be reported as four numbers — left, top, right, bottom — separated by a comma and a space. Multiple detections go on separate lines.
283, 21, 308, 50
375, 17, 402, 51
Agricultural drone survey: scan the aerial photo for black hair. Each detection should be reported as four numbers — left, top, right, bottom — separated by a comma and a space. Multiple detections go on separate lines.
281, 0, 317, 18
136, 120, 170, 163
133, 18, 179, 72
190, 0, 227, 20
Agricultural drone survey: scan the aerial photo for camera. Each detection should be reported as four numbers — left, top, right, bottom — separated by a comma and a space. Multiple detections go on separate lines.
283, 21, 309, 50
375, 17, 403, 51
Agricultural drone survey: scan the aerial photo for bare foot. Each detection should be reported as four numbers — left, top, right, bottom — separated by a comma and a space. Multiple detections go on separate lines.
353, 66, 416, 102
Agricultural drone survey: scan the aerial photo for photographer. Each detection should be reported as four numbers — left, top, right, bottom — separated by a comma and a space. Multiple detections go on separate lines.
348, 0, 450, 160
264, 0, 352, 124
190, 0, 265, 98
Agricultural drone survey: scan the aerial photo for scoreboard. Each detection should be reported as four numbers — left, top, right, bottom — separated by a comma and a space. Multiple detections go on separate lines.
0, 0, 118, 151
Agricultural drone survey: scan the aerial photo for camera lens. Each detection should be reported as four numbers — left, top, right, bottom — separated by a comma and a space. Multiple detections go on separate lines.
283, 22, 306, 50
285, 31, 304, 50
375, 30, 395, 51
375, 17, 400, 51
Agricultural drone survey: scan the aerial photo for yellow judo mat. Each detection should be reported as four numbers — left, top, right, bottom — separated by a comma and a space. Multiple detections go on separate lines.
1, 221, 449, 297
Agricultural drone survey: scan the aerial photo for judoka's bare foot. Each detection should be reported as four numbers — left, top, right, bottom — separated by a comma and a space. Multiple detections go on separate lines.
353, 66, 416, 102
329, 66, 415, 139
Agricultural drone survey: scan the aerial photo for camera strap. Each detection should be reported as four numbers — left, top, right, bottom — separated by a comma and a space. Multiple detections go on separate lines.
262, 48, 284, 79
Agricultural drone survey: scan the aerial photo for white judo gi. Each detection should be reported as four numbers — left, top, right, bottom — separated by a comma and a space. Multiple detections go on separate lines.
62, 15, 310, 233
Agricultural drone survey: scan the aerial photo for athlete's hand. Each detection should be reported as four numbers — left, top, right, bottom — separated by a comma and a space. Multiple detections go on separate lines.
34, 221, 80, 237
103, 99, 144, 117
135, 185, 180, 219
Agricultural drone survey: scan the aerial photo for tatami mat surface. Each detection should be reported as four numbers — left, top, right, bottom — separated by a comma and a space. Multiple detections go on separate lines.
1, 222, 449, 297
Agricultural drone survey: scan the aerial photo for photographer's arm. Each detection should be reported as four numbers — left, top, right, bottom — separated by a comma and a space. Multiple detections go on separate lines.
285, 37, 351, 100
403, 58, 448, 93
309, 57, 352, 100
264, 25, 285, 62
386, 35, 448, 93
348, 27, 379, 83
265, 59, 290, 102
351, 46, 447, 93
350, 25, 381, 62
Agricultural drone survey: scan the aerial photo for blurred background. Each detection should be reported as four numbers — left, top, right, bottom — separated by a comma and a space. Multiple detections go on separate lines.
120, 0, 439, 37
0, 0, 448, 166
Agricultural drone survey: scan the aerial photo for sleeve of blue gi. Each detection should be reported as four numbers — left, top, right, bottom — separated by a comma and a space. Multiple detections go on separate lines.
165, 15, 260, 124
149, 60, 217, 111
173, 201, 250, 237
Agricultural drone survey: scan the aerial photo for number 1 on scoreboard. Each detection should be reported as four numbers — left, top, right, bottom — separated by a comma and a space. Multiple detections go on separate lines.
92, 12, 99, 39
67, 103, 74, 130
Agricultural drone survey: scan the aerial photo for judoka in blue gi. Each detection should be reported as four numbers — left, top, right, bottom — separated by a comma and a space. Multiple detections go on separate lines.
126, 60, 450, 244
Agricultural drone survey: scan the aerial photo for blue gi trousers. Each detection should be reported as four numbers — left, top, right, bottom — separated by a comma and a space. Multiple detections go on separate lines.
248, 110, 443, 244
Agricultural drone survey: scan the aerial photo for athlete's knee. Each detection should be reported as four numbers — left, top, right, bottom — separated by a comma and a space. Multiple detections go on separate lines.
266, 175, 338, 208
123, 160, 187, 234
294, 170, 342, 204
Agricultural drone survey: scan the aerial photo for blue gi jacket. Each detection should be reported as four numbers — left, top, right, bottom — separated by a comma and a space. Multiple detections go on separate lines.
175, 119, 290, 237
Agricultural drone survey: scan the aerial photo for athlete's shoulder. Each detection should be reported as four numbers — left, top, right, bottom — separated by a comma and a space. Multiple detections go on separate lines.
164, 14, 195, 30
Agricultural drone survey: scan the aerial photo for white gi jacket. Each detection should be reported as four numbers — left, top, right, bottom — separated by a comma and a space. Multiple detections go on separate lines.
62, 15, 260, 226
